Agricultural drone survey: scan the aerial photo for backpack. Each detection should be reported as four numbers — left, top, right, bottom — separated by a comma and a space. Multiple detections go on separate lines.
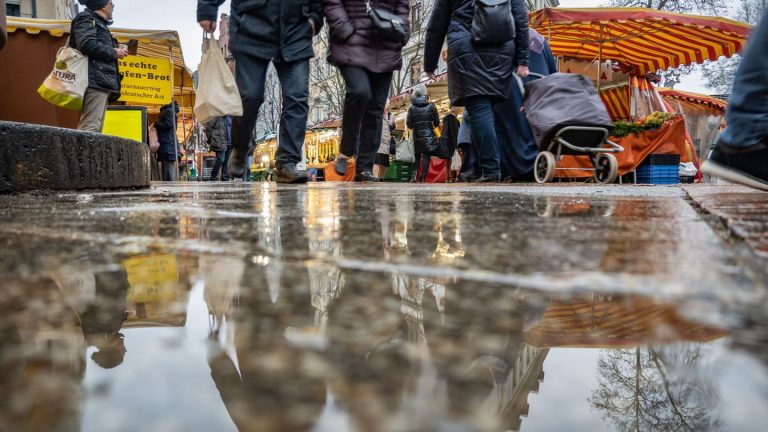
472, 0, 515, 45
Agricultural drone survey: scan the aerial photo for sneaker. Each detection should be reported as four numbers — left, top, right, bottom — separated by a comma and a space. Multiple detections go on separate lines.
335, 156, 349, 176
354, 171, 380, 182
275, 165, 309, 184
701, 144, 768, 191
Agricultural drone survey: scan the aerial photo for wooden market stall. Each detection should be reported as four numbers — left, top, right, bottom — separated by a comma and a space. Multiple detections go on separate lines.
0, 17, 196, 145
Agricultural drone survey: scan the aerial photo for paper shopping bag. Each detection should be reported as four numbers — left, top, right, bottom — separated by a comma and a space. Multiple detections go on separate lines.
37, 47, 88, 111
194, 36, 243, 123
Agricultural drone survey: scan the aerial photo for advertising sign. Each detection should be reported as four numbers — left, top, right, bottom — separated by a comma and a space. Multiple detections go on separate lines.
118, 55, 172, 105
102, 106, 147, 143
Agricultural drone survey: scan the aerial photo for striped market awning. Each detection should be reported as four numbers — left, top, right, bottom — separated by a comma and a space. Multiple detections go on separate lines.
529, 7, 753, 75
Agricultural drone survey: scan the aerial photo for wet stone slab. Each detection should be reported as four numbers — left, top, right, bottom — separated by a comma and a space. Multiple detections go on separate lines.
0, 182, 767, 431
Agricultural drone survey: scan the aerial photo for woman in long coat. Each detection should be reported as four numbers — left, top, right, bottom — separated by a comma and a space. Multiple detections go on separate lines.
324, 0, 410, 182
424, 0, 530, 182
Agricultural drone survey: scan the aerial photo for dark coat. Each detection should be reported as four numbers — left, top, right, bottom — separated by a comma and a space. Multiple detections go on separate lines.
424, 0, 529, 106
441, 112, 460, 156
198, 0, 323, 62
206, 117, 230, 152
323, 0, 410, 73
406, 95, 439, 154
69, 9, 121, 98
155, 103, 179, 162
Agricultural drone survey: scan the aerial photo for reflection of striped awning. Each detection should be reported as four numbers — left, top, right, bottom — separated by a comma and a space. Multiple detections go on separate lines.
524, 295, 728, 348
529, 8, 752, 75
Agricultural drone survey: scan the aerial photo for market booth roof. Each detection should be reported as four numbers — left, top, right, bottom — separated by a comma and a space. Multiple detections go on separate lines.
5, 17, 196, 117
529, 7, 753, 75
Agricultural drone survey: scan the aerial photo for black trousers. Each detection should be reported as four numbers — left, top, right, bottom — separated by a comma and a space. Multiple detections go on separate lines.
339, 66, 393, 174
232, 53, 310, 169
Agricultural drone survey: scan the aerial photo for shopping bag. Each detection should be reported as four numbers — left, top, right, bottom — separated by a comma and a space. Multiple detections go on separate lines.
148, 125, 160, 153
194, 35, 242, 124
417, 156, 449, 183
37, 46, 88, 111
324, 159, 356, 182
396, 135, 415, 163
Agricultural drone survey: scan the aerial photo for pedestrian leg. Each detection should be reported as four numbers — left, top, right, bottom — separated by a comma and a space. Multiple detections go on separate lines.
356, 71, 393, 177
229, 53, 269, 178
77, 89, 110, 132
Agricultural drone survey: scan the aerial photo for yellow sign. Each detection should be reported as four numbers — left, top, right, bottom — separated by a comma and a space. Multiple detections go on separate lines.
123, 254, 179, 304
118, 55, 172, 105
103, 107, 145, 142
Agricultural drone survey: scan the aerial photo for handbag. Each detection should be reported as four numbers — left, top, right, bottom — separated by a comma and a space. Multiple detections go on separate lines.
148, 125, 160, 153
37, 43, 89, 111
194, 35, 243, 124
396, 134, 415, 163
366, 0, 407, 43
472, 0, 515, 45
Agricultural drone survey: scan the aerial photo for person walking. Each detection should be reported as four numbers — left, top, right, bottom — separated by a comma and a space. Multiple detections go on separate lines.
197, 0, 323, 184
495, 28, 557, 181
72, 0, 127, 132
374, 106, 396, 178
457, 113, 479, 182
155, 102, 179, 181
424, 0, 529, 182
206, 116, 229, 181
324, 0, 410, 182
406, 84, 439, 182
701, 10, 768, 191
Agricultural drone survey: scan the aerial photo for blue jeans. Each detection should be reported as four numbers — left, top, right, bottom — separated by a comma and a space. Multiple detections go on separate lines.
720, 11, 768, 149
232, 55, 309, 168
211, 150, 227, 181
222, 146, 232, 180
464, 97, 501, 177
244, 155, 253, 181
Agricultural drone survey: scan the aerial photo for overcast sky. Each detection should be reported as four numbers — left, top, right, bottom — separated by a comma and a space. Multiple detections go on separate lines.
113, 0, 711, 93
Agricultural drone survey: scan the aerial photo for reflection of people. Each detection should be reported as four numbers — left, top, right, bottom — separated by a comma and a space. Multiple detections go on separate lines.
81, 268, 129, 369
701, 10, 768, 191
72, 0, 127, 132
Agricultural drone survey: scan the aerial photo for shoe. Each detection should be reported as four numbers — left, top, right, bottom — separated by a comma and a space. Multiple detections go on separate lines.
471, 174, 501, 183
335, 156, 349, 176
275, 165, 309, 184
701, 144, 768, 191
227, 147, 248, 179
457, 172, 480, 182
355, 171, 380, 182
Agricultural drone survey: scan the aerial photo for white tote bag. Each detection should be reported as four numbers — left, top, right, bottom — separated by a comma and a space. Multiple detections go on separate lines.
396, 133, 416, 163
37, 46, 89, 111
194, 35, 243, 123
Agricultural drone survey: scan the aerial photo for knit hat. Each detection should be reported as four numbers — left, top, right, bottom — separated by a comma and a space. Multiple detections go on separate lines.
79, 0, 110, 10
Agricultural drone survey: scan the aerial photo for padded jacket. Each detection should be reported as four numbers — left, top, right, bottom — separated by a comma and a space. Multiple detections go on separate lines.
69, 9, 121, 98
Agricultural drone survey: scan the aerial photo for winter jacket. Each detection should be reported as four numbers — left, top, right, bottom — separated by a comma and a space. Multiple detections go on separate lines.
378, 110, 395, 154
406, 95, 439, 155
440, 112, 459, 157
69, 9, 121, 98
424, 0, 529, 106
197, 0, 323, 62
206, 117, 230, 152
323, 0, 410, 73
155, 103, 179, 162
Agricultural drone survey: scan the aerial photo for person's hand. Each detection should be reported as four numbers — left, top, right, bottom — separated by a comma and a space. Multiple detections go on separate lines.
115, 48, 130, 59
308, 19, 316, 35
516, 65, 530, 78
426, 71, 436, 80
199, 20, 216, 32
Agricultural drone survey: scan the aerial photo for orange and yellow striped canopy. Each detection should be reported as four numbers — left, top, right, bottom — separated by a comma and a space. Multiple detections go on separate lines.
529, 7, 753, 75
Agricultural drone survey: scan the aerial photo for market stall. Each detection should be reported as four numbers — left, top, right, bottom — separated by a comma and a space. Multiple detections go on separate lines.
1, 17, 195, 145
252, 128, 340, 180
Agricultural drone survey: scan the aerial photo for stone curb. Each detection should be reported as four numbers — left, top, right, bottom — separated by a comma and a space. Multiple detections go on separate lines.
0, 121, 150, 193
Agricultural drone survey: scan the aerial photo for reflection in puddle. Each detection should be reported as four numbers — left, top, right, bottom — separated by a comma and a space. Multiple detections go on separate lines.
0, 188, 766, 431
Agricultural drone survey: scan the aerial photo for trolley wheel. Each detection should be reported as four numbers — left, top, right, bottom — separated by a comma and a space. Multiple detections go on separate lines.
534, 151, 556, 183
594, 153, 618, 183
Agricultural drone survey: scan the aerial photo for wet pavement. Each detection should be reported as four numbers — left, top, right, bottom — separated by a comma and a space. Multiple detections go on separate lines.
1, 182, 767, 431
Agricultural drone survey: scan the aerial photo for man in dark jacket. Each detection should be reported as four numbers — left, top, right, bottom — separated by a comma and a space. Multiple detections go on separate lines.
155, 102, 180, 181
407, 85, 439, 182
206, 116, 230, 181
197, 0, 323, 184
72, 1, 127, 132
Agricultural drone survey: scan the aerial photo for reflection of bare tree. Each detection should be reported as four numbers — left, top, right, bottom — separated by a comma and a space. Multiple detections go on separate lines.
590, 345, 722, 431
